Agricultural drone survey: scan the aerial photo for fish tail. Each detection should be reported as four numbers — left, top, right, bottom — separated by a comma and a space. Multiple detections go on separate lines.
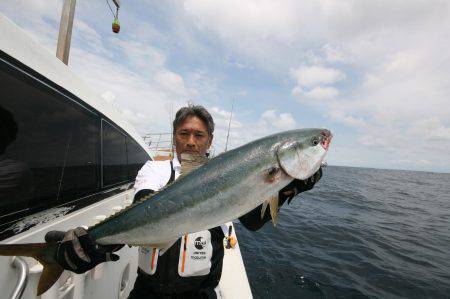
0, 243, 64, 295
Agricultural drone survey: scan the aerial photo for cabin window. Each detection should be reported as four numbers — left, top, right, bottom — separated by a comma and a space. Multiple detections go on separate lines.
126, 138, 149, 180
102, 120, 128, 186
0, 64, 100, 220
0, 53, 150, 239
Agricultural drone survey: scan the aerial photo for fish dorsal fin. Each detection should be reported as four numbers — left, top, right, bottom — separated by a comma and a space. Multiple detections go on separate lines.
260, 196, 279, 226
269, 196, 279, 226
179, 153, 209, 178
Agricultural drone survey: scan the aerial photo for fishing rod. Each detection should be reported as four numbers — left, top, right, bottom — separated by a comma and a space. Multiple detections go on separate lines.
224, 98, 235, 152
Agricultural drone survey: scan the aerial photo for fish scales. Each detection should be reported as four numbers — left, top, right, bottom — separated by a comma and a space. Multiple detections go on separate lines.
89, 128, 330, 245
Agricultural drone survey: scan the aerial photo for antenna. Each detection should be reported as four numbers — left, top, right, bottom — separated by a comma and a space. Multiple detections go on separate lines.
224, 98, 235, 152
170, 103, 174, 156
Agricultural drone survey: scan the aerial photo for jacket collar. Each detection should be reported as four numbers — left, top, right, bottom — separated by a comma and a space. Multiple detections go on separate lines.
172, 154, 181, 170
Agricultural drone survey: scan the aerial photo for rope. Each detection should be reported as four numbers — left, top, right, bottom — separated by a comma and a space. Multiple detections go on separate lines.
106, 0, 116, 18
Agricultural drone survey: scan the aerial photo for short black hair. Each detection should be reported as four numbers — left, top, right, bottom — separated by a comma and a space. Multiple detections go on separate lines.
173, 105, 214, 136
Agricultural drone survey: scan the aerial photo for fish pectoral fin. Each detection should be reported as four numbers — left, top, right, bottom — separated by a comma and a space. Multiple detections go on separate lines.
261, 196, 279, 225
261, 200, 269, 219
269, 196, 279, 226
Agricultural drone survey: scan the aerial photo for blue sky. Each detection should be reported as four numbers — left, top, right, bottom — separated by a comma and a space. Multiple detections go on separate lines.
1, 0, 450, 172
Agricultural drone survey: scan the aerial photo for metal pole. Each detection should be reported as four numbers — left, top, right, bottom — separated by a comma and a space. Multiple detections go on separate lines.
56, 0, 76, 65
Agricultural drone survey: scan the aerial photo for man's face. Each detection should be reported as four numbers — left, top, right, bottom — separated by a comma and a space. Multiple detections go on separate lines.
174, 115, 212, 157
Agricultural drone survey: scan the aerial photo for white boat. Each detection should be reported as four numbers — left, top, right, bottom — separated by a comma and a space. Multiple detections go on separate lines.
0, 13, 252, 299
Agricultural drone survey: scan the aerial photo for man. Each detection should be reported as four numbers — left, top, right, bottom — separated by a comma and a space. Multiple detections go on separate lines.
47, 105, 321, 298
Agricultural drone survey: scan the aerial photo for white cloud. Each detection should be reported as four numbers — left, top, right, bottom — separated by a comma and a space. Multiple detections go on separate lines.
3, 0, 450, 171
328, 111, 366, 127
73, 19, 107, 55
184, 0, 299, 43
153, 70, 189, 98
304, 86, 339, 100
290, 65, 344, 101
276, 113, 296, 130
68, 45, 186, 134
186, 69, 220, 101
291, 66, 346, 88
210, 109, 298, 155
321, 44, 350, 63
260, 110, 296, 130
410, 118, 450, 141
101, 91, 117, 105
210, 106, 243, 130
111, 39, 166, 71
207, 107, 244, 153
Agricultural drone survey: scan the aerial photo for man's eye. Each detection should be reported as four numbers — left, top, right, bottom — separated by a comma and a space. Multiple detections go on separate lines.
195, 133, 205, 138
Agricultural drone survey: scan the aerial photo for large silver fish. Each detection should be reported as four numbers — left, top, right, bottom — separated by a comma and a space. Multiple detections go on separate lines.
0, 128, 332, 295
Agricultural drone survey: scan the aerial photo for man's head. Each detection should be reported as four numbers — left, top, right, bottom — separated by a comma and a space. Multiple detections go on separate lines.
173, 105, 214, 158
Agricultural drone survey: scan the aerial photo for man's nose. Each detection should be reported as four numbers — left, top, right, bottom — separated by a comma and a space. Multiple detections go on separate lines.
187, 134, 196, 147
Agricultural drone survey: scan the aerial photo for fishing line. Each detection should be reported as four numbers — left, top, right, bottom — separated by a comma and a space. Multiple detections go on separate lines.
106, 0, 116, 18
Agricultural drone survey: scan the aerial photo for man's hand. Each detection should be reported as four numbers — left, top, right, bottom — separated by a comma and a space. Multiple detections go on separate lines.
45, 227, 120, 274
280, 167, 322, 205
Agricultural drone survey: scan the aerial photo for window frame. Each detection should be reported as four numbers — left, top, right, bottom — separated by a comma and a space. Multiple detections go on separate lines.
0, 50, 150, 240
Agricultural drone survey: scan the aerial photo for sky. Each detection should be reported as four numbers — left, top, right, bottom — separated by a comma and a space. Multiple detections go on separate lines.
1, 0, 450, 173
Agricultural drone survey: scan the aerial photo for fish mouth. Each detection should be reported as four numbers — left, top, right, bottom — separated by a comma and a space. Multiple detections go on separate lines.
320, 130, 332, 150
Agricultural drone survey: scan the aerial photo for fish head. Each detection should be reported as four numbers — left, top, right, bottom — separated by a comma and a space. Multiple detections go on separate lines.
276, 129, 332, 180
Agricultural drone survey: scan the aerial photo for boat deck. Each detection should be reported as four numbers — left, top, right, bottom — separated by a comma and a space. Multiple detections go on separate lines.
219, 222, 253, 299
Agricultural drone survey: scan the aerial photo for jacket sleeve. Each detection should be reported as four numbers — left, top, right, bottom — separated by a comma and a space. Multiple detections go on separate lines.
134, 160, 171, 195
238, 170, 321, 231
238, 192, 290, 231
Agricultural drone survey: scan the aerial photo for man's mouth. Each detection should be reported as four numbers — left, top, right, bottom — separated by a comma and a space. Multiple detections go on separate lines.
183, 150, 199, 154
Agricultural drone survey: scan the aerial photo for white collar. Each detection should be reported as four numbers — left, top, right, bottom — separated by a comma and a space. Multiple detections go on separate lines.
172, 155, 181, 170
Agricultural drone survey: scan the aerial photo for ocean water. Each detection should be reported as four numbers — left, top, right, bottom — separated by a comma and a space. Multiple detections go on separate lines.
235, 166, 450, 299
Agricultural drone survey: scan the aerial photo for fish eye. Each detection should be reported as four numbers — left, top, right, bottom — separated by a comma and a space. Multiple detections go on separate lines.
267, 166, 279, 176
311, 137, 320, 146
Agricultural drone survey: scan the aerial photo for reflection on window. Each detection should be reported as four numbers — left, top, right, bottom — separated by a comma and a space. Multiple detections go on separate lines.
0, 67, 100, 220
127, 138, 149, 180
102, 121, 127, 186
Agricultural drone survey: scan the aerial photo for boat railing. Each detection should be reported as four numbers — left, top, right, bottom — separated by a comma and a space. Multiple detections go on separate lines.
142, 133, 173, 160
